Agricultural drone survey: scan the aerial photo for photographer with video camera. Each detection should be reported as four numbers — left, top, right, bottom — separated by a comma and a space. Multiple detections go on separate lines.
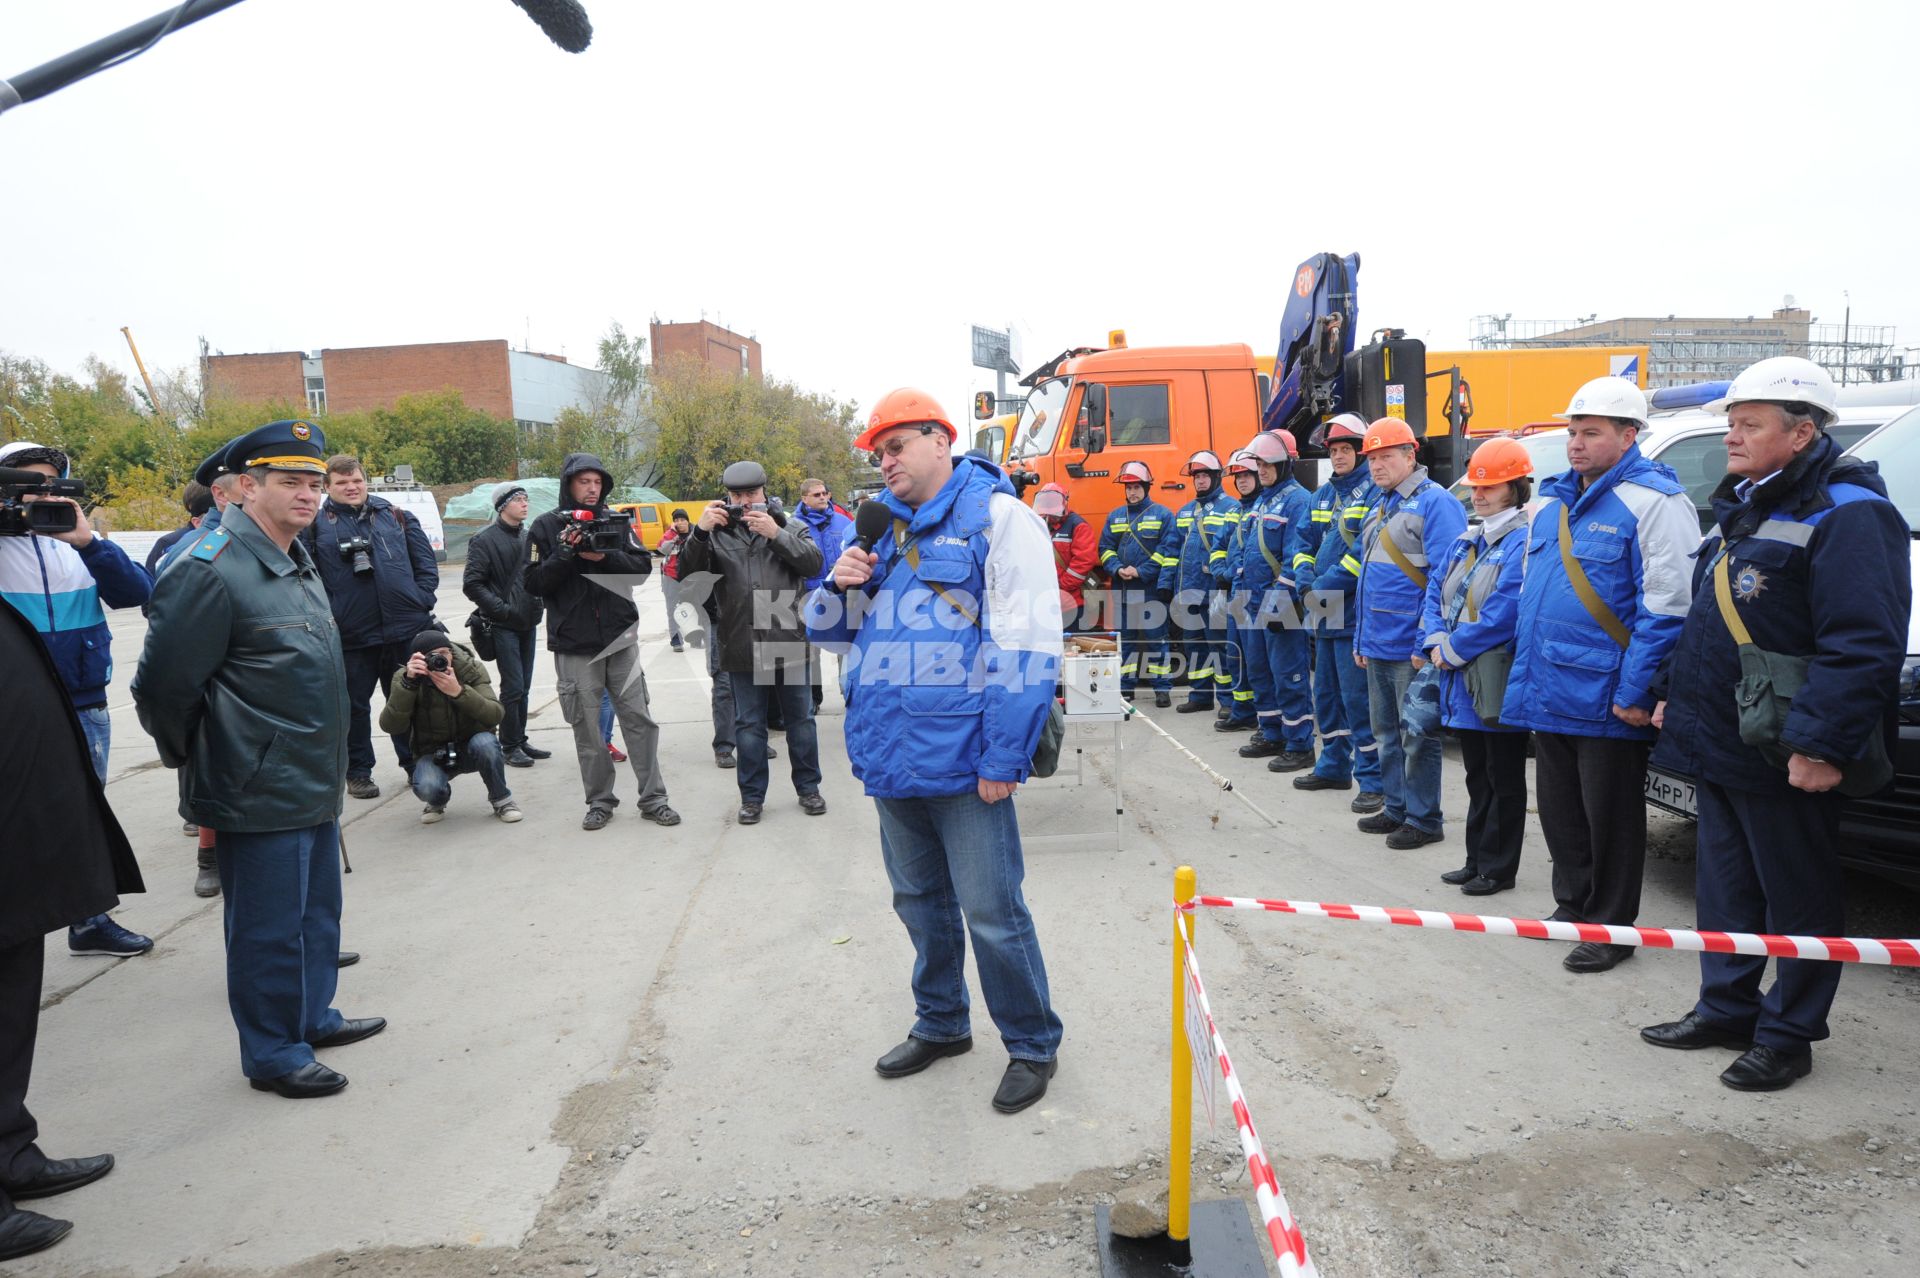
0, 442, 156, 960
679, 460, 825, 824
378, 629, 520, 825
307, 455, 440, 802
525, 452, 680, 831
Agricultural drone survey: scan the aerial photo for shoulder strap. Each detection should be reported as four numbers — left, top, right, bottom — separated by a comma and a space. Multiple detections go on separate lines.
1712, 550, 1754, 646
1555, 503, 1631, 649
894, 518, 980, 627
1375, 502, 1427, 590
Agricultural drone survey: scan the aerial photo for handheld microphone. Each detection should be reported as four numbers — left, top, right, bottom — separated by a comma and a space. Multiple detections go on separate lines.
853, 501, 892, 554
511, 0, 594, 53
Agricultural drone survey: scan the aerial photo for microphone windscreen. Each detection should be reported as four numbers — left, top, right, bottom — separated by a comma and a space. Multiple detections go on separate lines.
511, 0, 593, 53
853, 500, 892, 551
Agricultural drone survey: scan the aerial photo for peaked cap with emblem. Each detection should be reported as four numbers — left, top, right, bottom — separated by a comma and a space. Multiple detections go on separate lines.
194, 419, 328, 485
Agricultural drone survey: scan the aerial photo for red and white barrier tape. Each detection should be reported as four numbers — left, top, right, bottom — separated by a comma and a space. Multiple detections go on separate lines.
1184, 896, 1920, 967
1176, 913, 1317, 1278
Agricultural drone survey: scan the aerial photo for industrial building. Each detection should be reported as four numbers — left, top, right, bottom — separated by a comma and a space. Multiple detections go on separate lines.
648, 318, 762, 380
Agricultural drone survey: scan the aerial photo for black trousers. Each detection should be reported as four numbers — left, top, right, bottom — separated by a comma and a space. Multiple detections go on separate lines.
1533, 731, 1651, 926
1457, 729, 1530, 885
0, 937, 49, 1214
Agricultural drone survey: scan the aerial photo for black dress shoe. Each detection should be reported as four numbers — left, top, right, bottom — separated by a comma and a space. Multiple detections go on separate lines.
1385, 823, 1443, 850
1350, 790, 1385, 813
519, 744, 553, 760
337, 951, 360, 969
1266, 750, 1315, 773
1460, 875, 1513, 896
1440, 866, 1477, 885
1641, 1012, 1753, 1052
875, 1035, 973, 1078
991, 1058, 1058, 1114
0, 1208, 72, 1261
798, 791, 827, 816
311, 1016, 387, 1049
1213, 718, 1255, 733
249, 1061, 348, 1099
2, 1154, 114, 1201
1293, 773, 1352, 791
1720, 1044, 1812, 1092
1563, 941, 1635, 973
738, 803, 763, 825
1175, 699, 1215, 714
1153, 691, 1172, 708
1237, 736, 1284, 758
1356, 812, 1400, 834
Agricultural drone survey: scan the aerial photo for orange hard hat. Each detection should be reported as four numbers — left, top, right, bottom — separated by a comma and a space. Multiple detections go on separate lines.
1462, 438, 1534, 487
1033, 482, 1069, 517
856, 387, 958, 452
1116, 460, 1153, 485
1359, 418, 1417, 454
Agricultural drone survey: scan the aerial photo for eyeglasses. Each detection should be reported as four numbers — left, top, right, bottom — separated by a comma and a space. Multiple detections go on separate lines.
869, 424, 936, 465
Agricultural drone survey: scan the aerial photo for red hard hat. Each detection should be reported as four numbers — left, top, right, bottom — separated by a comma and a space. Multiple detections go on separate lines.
1181, 449, 1224, 475
1033, 482, 1069, 517
1116, 460, 1153, 485
855, 387, 958, 452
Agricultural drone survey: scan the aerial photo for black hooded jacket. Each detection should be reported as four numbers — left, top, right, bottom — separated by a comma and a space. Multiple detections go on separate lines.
524, 453, 653, 655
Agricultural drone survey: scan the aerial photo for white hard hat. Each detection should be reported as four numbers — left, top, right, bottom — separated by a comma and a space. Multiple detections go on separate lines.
1705, 356, 1838, 426
1555, 376, 1648, 427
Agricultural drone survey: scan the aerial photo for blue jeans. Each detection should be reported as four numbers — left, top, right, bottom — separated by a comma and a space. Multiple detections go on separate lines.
875, 792, 1063, 1062
599, 690, 615, 744
493, 626, 538, 751
1312, 634, 1381, 790
217, 823, 345, 1078
77, 705, 110, 783
1365, 657, 1443, 834
410, 732, 511, 809
344, 643, 414, 779
726, 670, 821, 805
1254, 623, 1315, 750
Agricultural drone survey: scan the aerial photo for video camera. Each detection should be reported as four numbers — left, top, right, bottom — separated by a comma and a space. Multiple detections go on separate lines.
0, 466, 85, 537
562, 507, 634, 552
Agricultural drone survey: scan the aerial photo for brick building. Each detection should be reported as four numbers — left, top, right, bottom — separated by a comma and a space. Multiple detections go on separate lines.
649, 319, 762, 380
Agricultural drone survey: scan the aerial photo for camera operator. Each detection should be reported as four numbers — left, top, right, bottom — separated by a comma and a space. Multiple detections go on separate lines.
378, 630, 520, 824
524, 452, 681, 831
679, 461, 826, 825
463, 485, 548, 768
306, 455, 440, 801
0, 442, 155, 961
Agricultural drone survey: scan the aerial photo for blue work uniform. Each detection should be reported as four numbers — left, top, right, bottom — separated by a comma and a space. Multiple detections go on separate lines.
1098, 496, 1177, 693
1301, 466, 1380, 789
1236, 476, 1316, 752
1215, 491, 1258, 724
1158, 482, 1234, 705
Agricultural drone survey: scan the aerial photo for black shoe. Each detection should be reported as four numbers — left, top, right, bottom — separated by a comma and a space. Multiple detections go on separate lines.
1293, 773, 1352, 791
0, 1208, 72, 1261
715, 751, 737, 769
1440, 866, 1477, 885
1563, 942, 1635, 973
1460, 875, 1513, 896
249, 1062, 348, 1099
346, 776, 380, 800
1720, 1044, 1813, 1092
738, 803, 763, 825
1214, 717, 1255, 733
799, 791, 827, 816
1120, 689, 1137, 702
1356, 812, 1400, 834
1176, 699, 1215, 714
519, 744, 553, 760
1350, 790, 1385, 814
2, 1155, 114, 1201
768, 744, 779, 759
991, 1059, 1058, 1114
194, 863, 222, 898
875, 1035, 973, 1079
642, 804, 682, 826
504, 747, 535, 768
1266, 750, 1315, 773
1640, 1012, 1753, 1052
670, 640, 684, 652
311, 1017, 386, 1049
1238, 736, 1284, 758
336, 951, 360, 969
1385, 823, 1443, 850
1153, 691, 1172, 708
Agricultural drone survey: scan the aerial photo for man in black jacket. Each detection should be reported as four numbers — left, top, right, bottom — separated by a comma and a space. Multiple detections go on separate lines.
463, 485, 548, 767
524, 453, 681, 831
0, 597, 141, 1261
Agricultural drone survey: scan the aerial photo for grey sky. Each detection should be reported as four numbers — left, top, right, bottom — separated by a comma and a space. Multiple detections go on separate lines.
4, 0, 1916, 428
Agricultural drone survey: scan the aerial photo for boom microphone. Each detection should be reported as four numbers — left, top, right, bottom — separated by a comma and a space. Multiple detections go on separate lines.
853, 500, 892, 554
511, 0, 594, 53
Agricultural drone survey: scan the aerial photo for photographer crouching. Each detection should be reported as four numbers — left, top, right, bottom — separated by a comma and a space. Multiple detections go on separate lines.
378, 630, 522, 824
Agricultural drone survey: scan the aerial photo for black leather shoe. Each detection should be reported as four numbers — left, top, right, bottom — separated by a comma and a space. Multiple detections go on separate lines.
1293, 774, 1351, 791
1640, 1012, 1753, 1052
799, 792, 827, 816
1350, 790, 1385, 813
337, 951, 360, 968
1176, 699, 1215, 714
738, 803, 763, 825
991, 1059, 1058, 1114
1213, 718, 1255, 733
1385, 823, 1443, 850
311, 1017, 386, 1049
1266, 750, 1315, 773
519, 744, 553, 760
1356, 812, 1400, 834
715, 751, 737, 769
1720, 1044, 1812, 1092
1153, 691, 1172, 708
504, 748, 535, 768
1563, 942, 1635, 973
1237, 736, 1284, 758
2, 1154, 114, 1201
249, 1062, 348, 1099
1440, 866, 1477, 885
0, 1208, 72, 1260
1460, 875, 1513, 896
875, 1035, 972, 1078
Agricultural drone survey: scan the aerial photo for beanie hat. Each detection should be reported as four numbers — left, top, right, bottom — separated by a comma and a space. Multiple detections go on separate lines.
410, 629, 451, 657
493, 484, 527, 512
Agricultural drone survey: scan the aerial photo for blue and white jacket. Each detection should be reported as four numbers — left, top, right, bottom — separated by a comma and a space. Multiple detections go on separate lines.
1231, 477, 1312, 610
804, 456, 1063, 798
1304, 467, 1378, 636
0, 442, 152, 709
1354, 466, 1467, 660
1418, 507, 1529, 733
1156, 482, 1233, 600
1502, 445, 1698, 740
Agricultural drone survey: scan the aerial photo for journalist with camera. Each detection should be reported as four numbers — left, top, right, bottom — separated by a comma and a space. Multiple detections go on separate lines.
307, 454, 441, 801
378, 629, 521, 824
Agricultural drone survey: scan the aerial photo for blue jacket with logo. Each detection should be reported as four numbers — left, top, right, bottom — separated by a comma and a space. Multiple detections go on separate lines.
1650, 434, 1910, 792
1098, 498, 1176, 592
1157, 482, 1233, 598
1305, 466, 1378, 636
804, 456, 1062, 799
305, 493, 440, 649
1354, 467, 1467, 660
1418, 509, 1529, 733
1233, 478, 1311, 602
1502, 444, 1699, 740
793, 501, 854, 594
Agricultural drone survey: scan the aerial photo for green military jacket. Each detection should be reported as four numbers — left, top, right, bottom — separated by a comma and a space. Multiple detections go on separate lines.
377, 640, 503, 758
133, 505, 349, 832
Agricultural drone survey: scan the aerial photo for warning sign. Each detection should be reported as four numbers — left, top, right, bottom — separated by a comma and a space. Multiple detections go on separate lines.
1182, 948, 1219, 1129
1385, 384, 1406, 421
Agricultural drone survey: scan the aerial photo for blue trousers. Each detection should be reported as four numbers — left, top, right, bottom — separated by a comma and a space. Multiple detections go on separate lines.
1248, 619, 1314, 751
1693, 781, 1847, 1051
217, 823, 345, 1079
726, 669, 822, 805
492, 625, 538, 751
875, 791, 1063, 1062
1116, 588, 1171, 693
1219, 617, 1257, 724
1169, 590, 1224, 705
410, 732, 512, 809
1365, 658, 1443, 834
1310, 633, 1380, 790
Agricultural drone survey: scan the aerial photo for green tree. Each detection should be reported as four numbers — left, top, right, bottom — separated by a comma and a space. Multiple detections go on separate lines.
644, 355, 862, 502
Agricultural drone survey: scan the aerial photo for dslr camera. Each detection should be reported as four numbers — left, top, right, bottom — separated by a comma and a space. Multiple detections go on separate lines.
562, 507, 634, 552
724, 497, 785, 529
0, 466, 85, 538
425, 651, 451, 674
338, 533, 374, 575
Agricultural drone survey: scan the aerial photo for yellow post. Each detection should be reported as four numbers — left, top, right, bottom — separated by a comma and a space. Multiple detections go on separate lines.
1169, 864, 1196, 1264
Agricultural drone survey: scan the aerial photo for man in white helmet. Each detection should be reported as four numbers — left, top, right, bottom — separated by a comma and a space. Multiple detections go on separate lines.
1641, 357, 1909, 1091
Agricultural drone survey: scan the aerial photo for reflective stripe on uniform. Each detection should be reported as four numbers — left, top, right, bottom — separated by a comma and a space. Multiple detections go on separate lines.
1753, 518, 1815, 547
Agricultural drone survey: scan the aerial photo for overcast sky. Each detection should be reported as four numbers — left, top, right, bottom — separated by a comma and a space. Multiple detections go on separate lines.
4, 0, 1916, 427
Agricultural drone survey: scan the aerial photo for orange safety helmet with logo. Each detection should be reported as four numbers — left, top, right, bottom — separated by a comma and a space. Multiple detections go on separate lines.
1359, 418, 1418, 454
1461, 438, 1534, 487
855, 387, 958, 452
